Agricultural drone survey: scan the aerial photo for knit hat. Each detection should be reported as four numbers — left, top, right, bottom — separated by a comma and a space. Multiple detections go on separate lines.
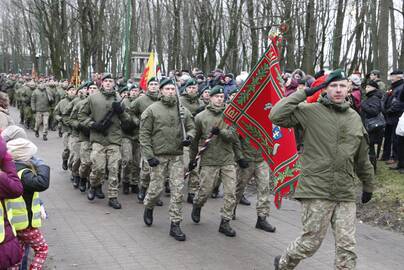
7, 138, 38, 162
367, 80, 379, 89
349, 74, 361, 86
1, 125, 27, 142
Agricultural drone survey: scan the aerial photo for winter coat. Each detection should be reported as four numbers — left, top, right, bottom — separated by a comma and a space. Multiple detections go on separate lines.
224, 79, 237, 100
139, 98, 195, 159
350, 88, 362, 113
69, 96, 90, 142
0, 138, 23, 269
190, 104, 240, 166
270, 89, 375, 202
236, 136, 264, 163
31, 88, 51, 112
122, 97, 139, 140
131, 92, 159, 118
361, 90, 384, 144
382, 80, 404, 125
54, 96, 74, 133
78, 88, 132, 147
0, 108, 14, 131
180, 94, 205, 116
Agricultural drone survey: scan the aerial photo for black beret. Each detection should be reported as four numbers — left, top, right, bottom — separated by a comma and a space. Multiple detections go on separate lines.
390, 70, 404, 75
314, 70, 325, 79
159, 78, 175, 89
147, 77, 158, 84
209, 85, 225, 96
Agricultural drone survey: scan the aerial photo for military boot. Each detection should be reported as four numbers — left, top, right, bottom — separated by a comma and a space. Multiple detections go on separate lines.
156, 199, 164, 207
187, 193, 194, 204
122, 182, 130, 195
58, 129, 63, 138
62, 159, 68, 170
219, 218, 236, 237
79, 178, 87, 192
165, 179, 171, 194
169, 222, 186, 241
43, 134, 47, 141
35, 130, 39, 137
130, 184, 139, 194
143, 207, 153, 226
239, 195, 251, 206
191, 204, 201, 223
274, 255, 281, 270
256, 216, 276, 232
87, 186, 96, 201
211, 186, 219, 198
108, 198, 122, 209
72, 176, 80, 188
95, 186, 105, 199
137, 186, 146, 203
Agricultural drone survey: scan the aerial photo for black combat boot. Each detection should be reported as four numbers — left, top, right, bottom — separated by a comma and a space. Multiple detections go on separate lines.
95, 185, 105, 199
35, 130, 39, 137
122, 182, 130, 195
58, 129, 63, 138
187, 193, 194, 204
137, 186, 146, 202
62, 159, 68, 170
131, 184, 139, 194
165, 179, 171, 194
156, 198, 164, 207
211, 186, 219, 198
191, 204, 201, 223
274, 255, 281, 270
108, 198, 122, 209
169, 222, 186, 241
72, 176, 80, 188
219, 218, 236, 237
256, 216, 276, 232
143, 207, 153, 226
79, 178, 87, 192
43, 134, 47, 141
87, 186, 96, 201
239, 195, 251, 206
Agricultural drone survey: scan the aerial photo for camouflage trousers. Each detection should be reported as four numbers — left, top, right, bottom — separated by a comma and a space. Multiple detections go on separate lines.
183, 147, 200, 194
279, 199, 357, 270
23, 106, 34, 128
236, 160, 271, 217
89, 143, 121, 198
144, 155, 184, 223
34, 112, 49, 135
194, 165, 237, 221
68, 135, 81, 177
121, 138, 140, 186
62, 132, 70, 162
139, 156, 151, 188
79, 140, 92, 179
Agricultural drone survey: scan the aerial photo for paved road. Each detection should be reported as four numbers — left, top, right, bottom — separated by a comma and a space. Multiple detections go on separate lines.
9, 107, 404, 270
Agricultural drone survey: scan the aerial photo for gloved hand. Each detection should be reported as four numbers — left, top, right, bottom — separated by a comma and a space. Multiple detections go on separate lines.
112, 101, 124, 114
361, 191, 372, 204
188, 160, 198, 171
147, 157, 160, 167
237, 159, 249, 169
90, 121, 104, 132
304, 82, 327, 97
210, 127, 220, 135
182, 136, 192, 147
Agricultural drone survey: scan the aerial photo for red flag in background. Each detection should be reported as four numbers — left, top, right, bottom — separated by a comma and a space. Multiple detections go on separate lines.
223, 36, 300, 208
139, 52, 159, 90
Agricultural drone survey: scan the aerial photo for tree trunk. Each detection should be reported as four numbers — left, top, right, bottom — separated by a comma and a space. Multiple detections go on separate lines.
332, 0, 346, 68
301, 0, 316, 74
247, 0, 258, 67
389, 0, 398, 70
378, 0, 389, 82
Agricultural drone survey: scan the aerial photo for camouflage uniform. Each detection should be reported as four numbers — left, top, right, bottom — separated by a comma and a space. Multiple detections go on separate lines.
54, 95, 74, 164
66, 96, 83, 177
31, 86, 52, 136
278, 199, 357, 270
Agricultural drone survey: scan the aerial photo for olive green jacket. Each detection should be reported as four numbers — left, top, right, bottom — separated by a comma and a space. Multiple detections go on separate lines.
131, 92, 159, 118
54, 96, 74, 133
69, 96, 89, 141
269, 89, 375, 202
180, 94, 204, 115
139, 99, 195, 159
31, 88, 51, 112
190, 104, 240, 166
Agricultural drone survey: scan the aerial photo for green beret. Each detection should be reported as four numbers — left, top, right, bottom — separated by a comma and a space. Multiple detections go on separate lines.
325, 69, 347, 85
209, 85, 225, 96
147, 77, 158, 85
159, 78, 175, 89
228, 87, 239, 96
119, 86, 129, 94
102, 73, 113, 81
78, 81, 89, 90
66, 85, 76, 91
185, 78, 197, 88
130, 83, 139, 90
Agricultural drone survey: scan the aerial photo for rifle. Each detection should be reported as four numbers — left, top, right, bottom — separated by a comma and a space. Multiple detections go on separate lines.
98, 95, 127, 136
173, 79, 187, 141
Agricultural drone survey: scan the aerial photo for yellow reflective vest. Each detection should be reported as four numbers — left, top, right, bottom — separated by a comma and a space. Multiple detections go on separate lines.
0, 201, 15, 243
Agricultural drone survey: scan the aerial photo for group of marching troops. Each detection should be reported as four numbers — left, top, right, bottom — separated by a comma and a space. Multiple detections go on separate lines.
2, 71, 276, 242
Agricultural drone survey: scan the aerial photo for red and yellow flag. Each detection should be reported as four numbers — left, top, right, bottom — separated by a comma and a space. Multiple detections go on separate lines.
139, 52, 159, 90
223, 36, 300, 208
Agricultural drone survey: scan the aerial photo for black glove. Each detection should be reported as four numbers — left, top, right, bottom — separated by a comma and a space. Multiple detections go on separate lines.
237, 159, 249, 169
182, 136, 192, 147
90, 121, 104, 132
188, 160, 198, 171
147, 157, 160, 167
210, 127, 220, 135
112, 101, 124, 114
361, 191, 372, 204
304, 82, 327, 97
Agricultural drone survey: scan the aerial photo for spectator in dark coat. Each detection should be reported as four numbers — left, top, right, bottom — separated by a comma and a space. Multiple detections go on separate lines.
0, 137, 23, 269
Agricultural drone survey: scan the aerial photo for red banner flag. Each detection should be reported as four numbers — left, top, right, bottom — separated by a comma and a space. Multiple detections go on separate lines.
223, 36, 301, 208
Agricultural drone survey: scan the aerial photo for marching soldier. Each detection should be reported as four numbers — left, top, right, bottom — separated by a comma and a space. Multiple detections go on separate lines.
78, 73, 132, 209
31, 83, 53, 141
140, 78, 195, 241
22, 80, 36, 129
189, 85, 240, 237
